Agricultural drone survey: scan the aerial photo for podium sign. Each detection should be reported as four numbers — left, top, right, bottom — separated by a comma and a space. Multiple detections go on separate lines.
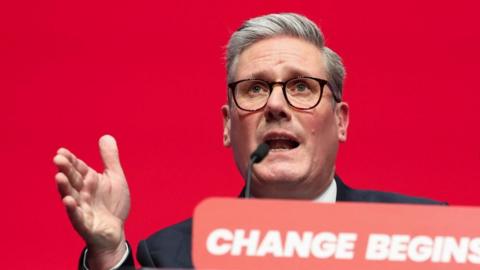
192, 198, 480, 270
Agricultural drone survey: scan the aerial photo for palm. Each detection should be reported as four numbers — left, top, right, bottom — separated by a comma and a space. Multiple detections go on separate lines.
96, 170, 130, 221
80, 167, 130, 248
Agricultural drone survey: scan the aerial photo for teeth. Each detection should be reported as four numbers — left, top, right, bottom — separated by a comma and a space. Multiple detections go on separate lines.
263, 133, 300, 151
268, 136, 292, 140
266, 139, 299, 150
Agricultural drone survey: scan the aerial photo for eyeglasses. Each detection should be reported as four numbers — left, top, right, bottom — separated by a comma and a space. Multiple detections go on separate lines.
228, 76, 340, 112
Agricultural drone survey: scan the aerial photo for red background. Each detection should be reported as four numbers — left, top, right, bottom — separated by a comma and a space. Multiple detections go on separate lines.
2, 0, 480, 268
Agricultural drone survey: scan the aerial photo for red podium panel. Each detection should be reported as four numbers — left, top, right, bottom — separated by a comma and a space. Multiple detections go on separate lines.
192, 198, 480, 270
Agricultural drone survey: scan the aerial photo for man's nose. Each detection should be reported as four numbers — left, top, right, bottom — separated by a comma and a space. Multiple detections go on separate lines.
264, 85, 291, 122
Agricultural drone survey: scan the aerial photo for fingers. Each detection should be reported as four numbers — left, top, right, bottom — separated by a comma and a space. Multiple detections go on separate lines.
63, 196, 89, 234
53, 145, 102, 239
99, 135, 123, 174
53, 148, 93, 195
53, 154, 84, 190
55, 172, 78, 199
62, 195, 78, 210
57, 148, 89, 176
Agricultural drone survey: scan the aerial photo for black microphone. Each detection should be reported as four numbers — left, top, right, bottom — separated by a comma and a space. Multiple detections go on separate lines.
245, 143, 270, 198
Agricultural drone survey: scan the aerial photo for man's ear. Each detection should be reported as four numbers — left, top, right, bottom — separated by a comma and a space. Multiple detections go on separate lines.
336, 102, 349, 142
221, 104, 231, 147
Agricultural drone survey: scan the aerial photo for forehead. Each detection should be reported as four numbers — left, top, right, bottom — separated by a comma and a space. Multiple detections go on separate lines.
234, 36, 326, 81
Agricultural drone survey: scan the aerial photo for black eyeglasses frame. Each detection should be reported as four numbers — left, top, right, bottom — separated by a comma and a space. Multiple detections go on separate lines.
227, 76, 341, 112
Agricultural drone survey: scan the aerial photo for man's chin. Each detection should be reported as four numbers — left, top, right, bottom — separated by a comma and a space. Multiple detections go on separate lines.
253, 166, 306, 185
250, 176, 308, 199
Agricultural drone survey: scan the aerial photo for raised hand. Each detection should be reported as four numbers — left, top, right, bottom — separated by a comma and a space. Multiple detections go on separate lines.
53, 135, 131, 269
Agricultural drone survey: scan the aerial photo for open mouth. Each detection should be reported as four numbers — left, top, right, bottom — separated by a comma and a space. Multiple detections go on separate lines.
264, 138, 300, 151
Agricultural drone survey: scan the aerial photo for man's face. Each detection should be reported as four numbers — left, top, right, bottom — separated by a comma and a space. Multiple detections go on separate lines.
222, 36, 349, 199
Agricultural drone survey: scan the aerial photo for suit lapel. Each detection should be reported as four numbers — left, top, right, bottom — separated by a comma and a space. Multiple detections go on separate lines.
335, 175, 353, 202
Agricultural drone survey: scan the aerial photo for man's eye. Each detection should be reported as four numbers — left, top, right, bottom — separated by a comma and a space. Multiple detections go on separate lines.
295, 83, 308, 92
292, 82, 313, 93
249, 85, 264, 93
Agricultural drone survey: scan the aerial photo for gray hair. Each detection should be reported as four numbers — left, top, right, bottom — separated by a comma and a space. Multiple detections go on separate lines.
226, 13, 345, 100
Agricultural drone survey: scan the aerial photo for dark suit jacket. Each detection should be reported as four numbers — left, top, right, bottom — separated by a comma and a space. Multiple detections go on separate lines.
80, 176, 445, 269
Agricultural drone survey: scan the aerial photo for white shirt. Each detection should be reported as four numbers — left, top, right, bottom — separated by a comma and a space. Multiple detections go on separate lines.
313, 178, 337, 203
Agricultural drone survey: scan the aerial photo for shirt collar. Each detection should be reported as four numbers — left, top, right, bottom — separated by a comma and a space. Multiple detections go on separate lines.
313, 178, 337, 203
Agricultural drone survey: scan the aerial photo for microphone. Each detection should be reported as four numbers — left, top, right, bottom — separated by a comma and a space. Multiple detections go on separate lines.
245, 143, 270, 198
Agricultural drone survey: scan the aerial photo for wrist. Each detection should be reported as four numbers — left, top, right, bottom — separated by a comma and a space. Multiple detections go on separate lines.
86, 237, 127, 270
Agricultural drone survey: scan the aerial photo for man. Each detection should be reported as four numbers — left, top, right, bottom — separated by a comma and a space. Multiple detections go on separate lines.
53, 13, 443, 269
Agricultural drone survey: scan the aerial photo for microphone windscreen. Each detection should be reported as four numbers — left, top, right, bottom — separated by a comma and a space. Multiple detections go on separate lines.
250, 143, 270, 163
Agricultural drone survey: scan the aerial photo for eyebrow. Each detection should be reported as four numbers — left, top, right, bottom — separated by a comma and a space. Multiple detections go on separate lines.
246, 67, 316, 81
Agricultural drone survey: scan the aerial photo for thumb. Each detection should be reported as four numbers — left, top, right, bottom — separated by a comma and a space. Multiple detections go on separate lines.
99, 134, 123, 173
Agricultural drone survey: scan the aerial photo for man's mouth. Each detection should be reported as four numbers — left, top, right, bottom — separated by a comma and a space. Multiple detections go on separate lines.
265, 139, 300, 151
263, 132, 300, 151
